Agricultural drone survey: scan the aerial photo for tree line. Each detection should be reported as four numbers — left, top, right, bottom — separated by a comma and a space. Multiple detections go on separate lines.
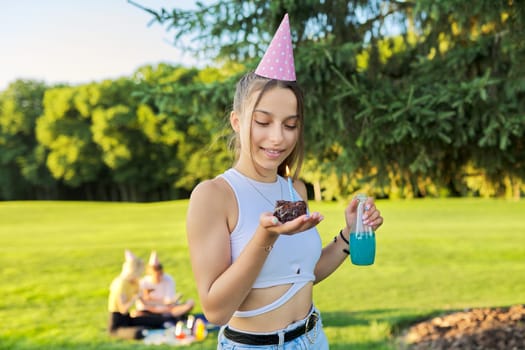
1, 0, 524, 201
0, 65, 234, 201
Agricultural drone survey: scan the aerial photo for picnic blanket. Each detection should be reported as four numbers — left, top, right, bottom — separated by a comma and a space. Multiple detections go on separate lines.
143, 314, 218, 346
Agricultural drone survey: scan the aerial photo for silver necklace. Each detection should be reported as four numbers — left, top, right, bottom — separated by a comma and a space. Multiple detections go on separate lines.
242, 174, 283, 208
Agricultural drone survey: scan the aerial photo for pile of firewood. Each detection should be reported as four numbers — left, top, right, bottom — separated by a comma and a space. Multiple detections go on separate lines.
402, 304, 525, 350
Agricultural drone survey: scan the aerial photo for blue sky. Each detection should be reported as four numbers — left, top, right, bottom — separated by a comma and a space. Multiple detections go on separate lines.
0, 0, 204, 90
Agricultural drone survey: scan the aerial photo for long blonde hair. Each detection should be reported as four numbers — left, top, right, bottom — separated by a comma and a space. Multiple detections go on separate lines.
231, 72, 305, 179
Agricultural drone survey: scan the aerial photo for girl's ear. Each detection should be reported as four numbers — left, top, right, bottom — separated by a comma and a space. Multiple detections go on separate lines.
230, 111, 240, 132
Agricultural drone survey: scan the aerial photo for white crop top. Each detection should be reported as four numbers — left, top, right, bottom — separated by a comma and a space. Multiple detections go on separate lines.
220, 168, 322, 317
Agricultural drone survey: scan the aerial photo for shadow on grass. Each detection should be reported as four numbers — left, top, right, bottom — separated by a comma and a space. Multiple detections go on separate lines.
0, 333, 218, 350
0, 309, 447, 350
322, 308, 443, 331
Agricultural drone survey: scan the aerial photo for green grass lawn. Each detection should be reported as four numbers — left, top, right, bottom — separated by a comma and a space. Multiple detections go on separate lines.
1, 198, 524, 349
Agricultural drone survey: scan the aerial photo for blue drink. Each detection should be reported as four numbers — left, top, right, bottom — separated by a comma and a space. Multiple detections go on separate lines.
350, 232, 375, 265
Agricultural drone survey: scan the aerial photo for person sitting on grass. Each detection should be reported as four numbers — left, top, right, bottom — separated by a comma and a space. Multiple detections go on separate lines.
135, 251, 195, 319
107, 250, 178, 340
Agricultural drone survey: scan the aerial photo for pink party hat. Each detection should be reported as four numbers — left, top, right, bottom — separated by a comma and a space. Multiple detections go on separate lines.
148, 251, 160, 266
255, 13, 296, 81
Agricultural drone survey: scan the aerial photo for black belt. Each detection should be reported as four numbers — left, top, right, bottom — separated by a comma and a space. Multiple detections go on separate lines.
223, 312, 318, 345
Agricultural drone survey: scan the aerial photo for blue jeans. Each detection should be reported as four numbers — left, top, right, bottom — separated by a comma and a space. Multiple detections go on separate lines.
217, 307, 329, 349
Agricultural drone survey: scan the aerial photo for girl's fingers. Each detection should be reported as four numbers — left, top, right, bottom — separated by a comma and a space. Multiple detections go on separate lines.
261, 211, 324, 235
260, 212, 281, 228
367, 210, 383, 229
280, 212, 323, 234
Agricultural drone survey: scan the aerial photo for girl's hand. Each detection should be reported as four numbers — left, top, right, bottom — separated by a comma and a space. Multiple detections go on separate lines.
260, 211, 323, 236
344, 196, 383, 231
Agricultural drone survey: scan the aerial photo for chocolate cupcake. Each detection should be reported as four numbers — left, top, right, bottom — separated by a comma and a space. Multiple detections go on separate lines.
273, 200, 307, 223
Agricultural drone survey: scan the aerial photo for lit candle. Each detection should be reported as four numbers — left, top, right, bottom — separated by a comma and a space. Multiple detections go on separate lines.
286, 165, 296, 201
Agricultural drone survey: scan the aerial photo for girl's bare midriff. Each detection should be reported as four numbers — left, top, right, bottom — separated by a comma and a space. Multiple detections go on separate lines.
228, 282, 313, 332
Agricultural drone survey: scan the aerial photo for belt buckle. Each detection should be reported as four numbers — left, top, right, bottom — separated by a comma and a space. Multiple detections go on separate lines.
305, 312, 319, 344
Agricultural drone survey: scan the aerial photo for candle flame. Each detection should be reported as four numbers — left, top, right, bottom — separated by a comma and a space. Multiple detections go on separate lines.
285, 165, 291, 177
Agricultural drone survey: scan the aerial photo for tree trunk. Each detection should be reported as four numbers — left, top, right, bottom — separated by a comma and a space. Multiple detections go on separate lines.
313, 180, 322, 201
